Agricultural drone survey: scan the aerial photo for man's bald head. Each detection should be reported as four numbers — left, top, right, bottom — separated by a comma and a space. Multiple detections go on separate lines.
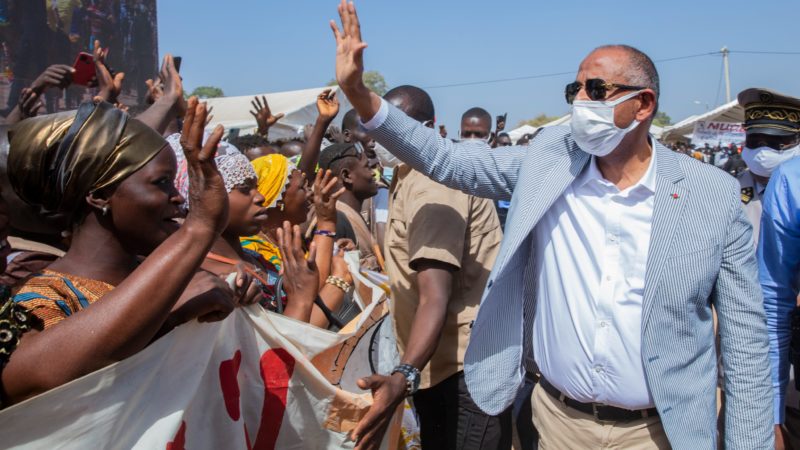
585, 45, 659, 103
383, 85, 435, 125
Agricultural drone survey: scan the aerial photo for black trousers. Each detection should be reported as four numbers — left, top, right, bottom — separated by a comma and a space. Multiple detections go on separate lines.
412, 371, 512, 450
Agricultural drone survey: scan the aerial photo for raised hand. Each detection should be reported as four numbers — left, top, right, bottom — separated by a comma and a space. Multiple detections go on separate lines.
277, 221, 319, 322
317, 89, 340, 121
250, 95, 284, 136
30, 64, 74, 93
144, 77, 164, 104
314, 169, 345, 226
180, 97, 229, 236
496, 113, 507, 132
92, 40, 125, 104
18, 88, 44, 118
159, 54, 186, 117
330, 0, 368, 93
351, 373, 407, 450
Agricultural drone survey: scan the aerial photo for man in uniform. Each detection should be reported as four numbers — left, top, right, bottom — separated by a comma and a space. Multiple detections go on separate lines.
737, 89, 800, 244
748, 88, 800, 449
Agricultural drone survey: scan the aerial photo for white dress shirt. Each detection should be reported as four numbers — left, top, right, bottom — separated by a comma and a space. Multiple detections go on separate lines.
533, 148, 657, 410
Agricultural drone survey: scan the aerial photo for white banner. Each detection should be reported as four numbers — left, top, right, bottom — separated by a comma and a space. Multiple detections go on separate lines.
0, 302, 400, 449
691, 120, 745, 147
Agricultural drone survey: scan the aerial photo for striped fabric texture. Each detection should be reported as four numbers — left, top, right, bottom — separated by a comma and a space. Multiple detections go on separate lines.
370, 103, 773, 449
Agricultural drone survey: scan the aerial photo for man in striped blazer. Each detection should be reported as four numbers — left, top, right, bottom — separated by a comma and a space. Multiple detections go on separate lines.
331, 2, 773, 449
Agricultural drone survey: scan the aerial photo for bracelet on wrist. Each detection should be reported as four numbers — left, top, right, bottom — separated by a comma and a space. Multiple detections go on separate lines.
314, 229, 336, 238
326, 275, 352, 293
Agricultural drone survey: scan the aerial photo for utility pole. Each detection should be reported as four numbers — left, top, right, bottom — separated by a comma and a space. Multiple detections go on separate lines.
721, 46, 731, 103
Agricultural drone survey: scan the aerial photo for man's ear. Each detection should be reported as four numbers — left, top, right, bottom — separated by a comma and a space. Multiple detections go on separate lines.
342, 129, 353, 143
636, 90, 658, 122
340, 167, 353, 187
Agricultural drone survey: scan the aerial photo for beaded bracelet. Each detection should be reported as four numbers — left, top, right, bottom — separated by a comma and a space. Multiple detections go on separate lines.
326, 275, 352, 293
314, 230, 336, 238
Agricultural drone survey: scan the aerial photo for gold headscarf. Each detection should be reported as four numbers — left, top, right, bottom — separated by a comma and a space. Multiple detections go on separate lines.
7, 101, 167, 223
251, 154, 295, 209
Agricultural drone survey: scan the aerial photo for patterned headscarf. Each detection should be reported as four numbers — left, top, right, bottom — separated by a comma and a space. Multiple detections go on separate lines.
8, 101, 166, 223
251, 154, 296, 209
167, 132, 257, 209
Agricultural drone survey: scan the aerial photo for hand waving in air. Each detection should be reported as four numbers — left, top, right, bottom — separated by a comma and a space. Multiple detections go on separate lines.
250, 95, 284, 137
330, 1, 382, 122
180, 97, 229, 236
92, 40, 125, 104
313, 169, 346, 226
317, 88, 340, 121
330, 1, 368, 93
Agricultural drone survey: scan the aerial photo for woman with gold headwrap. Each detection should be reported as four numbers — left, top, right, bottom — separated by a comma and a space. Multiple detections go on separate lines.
0, 99, 234, 407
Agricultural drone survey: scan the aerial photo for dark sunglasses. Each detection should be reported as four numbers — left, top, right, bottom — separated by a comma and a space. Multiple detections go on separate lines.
745, 135, 800, 151
565, 79, 646, 105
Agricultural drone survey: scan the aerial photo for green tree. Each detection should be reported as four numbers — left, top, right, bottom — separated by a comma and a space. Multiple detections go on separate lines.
190, 86, 225, 99
327, 70, 388, 96
517, 114, 561, 128
653, 111, 672, 127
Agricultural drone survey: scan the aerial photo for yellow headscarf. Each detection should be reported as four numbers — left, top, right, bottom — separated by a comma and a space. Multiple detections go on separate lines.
251, 154, 295, 209
241, 154, 297, 268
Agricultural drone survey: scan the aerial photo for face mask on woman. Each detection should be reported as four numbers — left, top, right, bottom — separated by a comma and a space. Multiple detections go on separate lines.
570, 90, 643, 157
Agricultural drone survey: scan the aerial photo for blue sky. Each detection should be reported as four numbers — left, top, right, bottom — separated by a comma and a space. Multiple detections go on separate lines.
157, 0, 800, 134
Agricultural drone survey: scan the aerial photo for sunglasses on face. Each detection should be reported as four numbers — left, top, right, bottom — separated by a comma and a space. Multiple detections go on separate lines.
565, 78, 647, 104
745, 135, 800, 151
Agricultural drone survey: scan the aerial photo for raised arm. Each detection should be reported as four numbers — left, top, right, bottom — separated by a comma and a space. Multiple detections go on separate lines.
136, 54, 187, 135
2, 99, 229, 405
330, 0, 523, 200
299, 89, 340, 181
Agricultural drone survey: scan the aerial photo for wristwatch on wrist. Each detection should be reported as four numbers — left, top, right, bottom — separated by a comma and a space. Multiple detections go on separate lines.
391, 363, 421, 396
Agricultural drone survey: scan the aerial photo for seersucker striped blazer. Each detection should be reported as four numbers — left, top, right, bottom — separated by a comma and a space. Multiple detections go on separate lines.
369, 103, 773, 449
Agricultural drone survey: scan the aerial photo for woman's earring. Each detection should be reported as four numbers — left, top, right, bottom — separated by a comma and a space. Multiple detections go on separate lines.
279, 202, 285, 212
102, 206, 109, 216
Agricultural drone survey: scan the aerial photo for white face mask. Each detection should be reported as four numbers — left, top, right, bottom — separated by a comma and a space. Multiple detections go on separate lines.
741, 145, 799, 177
459, 133, 490, 144
570, 90, 643, 157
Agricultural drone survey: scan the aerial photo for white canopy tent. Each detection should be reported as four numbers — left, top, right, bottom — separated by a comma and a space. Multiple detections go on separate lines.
660, 100, 743, 143
203, 86, 353, 141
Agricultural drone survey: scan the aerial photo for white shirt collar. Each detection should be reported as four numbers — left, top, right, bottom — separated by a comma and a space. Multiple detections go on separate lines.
577, 138, 658, 195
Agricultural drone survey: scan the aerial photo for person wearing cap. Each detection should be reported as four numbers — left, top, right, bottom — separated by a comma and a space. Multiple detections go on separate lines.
738, 88, 800, 245
751, 89, 800, 449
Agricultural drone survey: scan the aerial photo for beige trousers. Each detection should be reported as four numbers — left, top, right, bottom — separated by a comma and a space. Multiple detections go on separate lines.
531, 383, 671, 449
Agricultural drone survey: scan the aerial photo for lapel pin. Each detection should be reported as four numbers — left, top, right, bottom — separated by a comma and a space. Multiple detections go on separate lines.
672, 193, 679, 199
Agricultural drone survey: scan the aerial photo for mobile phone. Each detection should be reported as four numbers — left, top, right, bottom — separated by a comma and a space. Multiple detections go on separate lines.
173, 56, 182, 73
72, 52, 95, 86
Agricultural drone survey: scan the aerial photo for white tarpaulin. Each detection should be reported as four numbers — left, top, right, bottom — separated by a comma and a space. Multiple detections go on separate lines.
660, 100, 743, 143
203, 86, 354, 141
0, 263, 420, 449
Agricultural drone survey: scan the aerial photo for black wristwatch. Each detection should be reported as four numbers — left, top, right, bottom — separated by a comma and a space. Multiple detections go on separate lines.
391, 364, 421, 396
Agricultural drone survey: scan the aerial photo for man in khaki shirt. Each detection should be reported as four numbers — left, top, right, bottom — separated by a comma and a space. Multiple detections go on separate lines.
351, 85, 507, 450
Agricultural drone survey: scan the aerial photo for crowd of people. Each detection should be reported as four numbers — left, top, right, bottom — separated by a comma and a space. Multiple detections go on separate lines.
1, 1, 799, 449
